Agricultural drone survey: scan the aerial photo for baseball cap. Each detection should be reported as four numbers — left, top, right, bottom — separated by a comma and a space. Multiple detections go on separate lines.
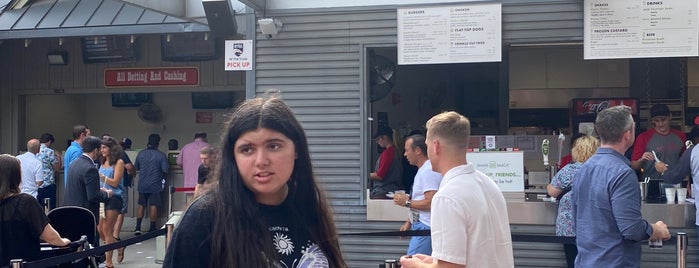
373, 126, 393, 139
650, 104, 671, 118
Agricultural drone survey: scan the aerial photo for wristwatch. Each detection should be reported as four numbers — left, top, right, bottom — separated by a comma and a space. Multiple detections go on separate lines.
405, 200, 411, 208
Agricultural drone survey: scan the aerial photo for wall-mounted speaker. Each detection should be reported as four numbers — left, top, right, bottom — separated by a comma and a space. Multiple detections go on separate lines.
202, 0, 238, 36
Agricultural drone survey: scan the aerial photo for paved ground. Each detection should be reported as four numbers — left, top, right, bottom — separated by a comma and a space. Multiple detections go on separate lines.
107, 218, 161, 268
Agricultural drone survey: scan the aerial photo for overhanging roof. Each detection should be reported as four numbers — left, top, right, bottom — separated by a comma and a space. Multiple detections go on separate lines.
0, 0, 211, 40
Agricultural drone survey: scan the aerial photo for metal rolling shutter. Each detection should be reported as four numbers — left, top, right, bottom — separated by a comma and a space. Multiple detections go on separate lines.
503, 0, 584, 44
254, 10, 408, 267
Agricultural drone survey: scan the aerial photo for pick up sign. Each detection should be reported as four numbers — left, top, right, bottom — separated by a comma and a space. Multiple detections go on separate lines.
225, 40, 253, 71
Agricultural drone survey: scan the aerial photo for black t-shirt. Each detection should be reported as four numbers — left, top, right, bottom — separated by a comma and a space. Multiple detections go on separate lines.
163, 194, 330, 268
0, 194, 49, 266
121, 152, 133, 187
197, 164, 209, 185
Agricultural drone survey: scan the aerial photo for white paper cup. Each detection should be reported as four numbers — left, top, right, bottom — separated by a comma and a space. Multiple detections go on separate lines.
677, 188, 688, 203
665, 188, 677, 204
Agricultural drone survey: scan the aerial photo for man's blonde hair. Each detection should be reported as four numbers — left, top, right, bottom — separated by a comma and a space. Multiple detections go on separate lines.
425, 111, 471, 149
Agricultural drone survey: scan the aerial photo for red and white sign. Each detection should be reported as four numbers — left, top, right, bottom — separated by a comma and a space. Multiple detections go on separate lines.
571, 98, 638, 116
104, 67, 199, 87
225, 40, 253, 71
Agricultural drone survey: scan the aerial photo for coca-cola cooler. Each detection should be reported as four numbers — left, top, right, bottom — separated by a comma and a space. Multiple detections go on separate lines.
569, 98, 639, 137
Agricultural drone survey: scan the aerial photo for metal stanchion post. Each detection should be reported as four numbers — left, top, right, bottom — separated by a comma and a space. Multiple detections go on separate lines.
168, 184, 175, 215
44, 198, 51, 214
166, 223, 174, 249
677, 232, 687, 268
10, 259, 23, 268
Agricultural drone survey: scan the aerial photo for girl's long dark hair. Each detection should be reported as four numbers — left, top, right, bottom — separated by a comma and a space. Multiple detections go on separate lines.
99, 137, 123, 166
0, 154, 21, 201
209, 96, 345, 267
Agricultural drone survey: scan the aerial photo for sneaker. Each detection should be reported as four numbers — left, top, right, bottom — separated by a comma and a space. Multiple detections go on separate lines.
134, 229, 141, 235
147, 227, 156, 233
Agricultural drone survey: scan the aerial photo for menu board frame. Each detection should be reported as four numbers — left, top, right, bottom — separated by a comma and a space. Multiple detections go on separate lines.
397, 3, 502, 65
584, 0, 699, 59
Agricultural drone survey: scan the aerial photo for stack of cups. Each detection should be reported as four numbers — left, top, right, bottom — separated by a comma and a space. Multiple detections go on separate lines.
665, 188, 676, 204
677, 188, 688, 203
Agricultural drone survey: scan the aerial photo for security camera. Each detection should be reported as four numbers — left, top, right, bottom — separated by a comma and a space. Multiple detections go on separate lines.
258, 18, 282, 37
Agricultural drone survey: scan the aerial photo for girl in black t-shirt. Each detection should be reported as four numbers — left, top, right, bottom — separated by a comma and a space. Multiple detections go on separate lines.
0, 154, 70, 266
164, 96, 346, 268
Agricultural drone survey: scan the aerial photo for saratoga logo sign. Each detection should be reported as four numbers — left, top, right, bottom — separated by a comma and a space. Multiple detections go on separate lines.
104, 67, 199, 87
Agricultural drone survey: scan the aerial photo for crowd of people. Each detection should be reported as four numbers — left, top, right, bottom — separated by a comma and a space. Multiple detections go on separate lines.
1, 96, 692, 267
0, 125, 186, 267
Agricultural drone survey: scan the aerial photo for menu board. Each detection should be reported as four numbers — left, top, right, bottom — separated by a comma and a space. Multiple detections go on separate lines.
397, 3, 501, 65
467, 151, 524, 192
82, 36, 136, 63
584, 0, 699, 59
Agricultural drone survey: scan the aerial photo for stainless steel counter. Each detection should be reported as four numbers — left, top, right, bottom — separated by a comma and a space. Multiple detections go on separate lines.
507, 199, 696, 227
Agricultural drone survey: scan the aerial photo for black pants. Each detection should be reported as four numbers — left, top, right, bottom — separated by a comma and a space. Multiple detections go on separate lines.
563, 242, 577, 268
37, 184, 57, 210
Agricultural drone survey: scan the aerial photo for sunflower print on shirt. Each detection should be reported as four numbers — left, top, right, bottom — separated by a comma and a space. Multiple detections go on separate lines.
271, 232, 329, 268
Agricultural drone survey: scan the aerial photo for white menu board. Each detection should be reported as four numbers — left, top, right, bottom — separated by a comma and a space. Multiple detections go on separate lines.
397, 3, 502, 65
466, 151, 524, 192
584, 0, 699, 59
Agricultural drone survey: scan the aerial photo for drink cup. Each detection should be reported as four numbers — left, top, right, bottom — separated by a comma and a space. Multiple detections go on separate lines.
649, 238, 662, 249
665, 188, 677, 204
677, 188, 688, 203
639, 182, 648, 201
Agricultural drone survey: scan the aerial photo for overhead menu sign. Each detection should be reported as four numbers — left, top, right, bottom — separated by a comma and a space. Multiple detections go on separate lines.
397, 3, 502, 65
584, 0, 699, 59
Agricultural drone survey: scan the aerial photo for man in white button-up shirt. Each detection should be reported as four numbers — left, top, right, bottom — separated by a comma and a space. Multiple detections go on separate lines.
17, 139, 43, 198
401, 111, 514, 268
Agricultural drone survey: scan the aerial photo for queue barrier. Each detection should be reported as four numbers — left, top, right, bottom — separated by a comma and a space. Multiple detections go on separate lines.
168, 186, 195, 215
9, 218, 687, 267
12, 203, 188, 268
339, 230, 688, 268
9, 228, 167, 268
155, 211, 184, 264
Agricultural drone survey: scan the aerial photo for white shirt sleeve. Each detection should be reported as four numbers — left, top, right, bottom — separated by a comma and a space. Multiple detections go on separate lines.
430, 195, 468, 265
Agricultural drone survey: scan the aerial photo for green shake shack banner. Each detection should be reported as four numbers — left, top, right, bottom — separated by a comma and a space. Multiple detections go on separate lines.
467, 151, 524, 192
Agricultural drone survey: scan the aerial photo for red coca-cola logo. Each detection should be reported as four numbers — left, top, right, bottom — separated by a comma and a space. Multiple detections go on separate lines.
574, 99, 637, 116
582, 101, 610, 114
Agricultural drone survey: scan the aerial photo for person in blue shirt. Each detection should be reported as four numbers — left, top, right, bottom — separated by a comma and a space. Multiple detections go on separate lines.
63, 125, 90, 190
97, 137, 125, 268
547, 135, 599, 268
572, 105, 670, 267
134, 134, 169, 234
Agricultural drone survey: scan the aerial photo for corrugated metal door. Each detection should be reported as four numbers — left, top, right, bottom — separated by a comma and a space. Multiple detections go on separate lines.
252, 1, 585, 267
255, 9, 408, 267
